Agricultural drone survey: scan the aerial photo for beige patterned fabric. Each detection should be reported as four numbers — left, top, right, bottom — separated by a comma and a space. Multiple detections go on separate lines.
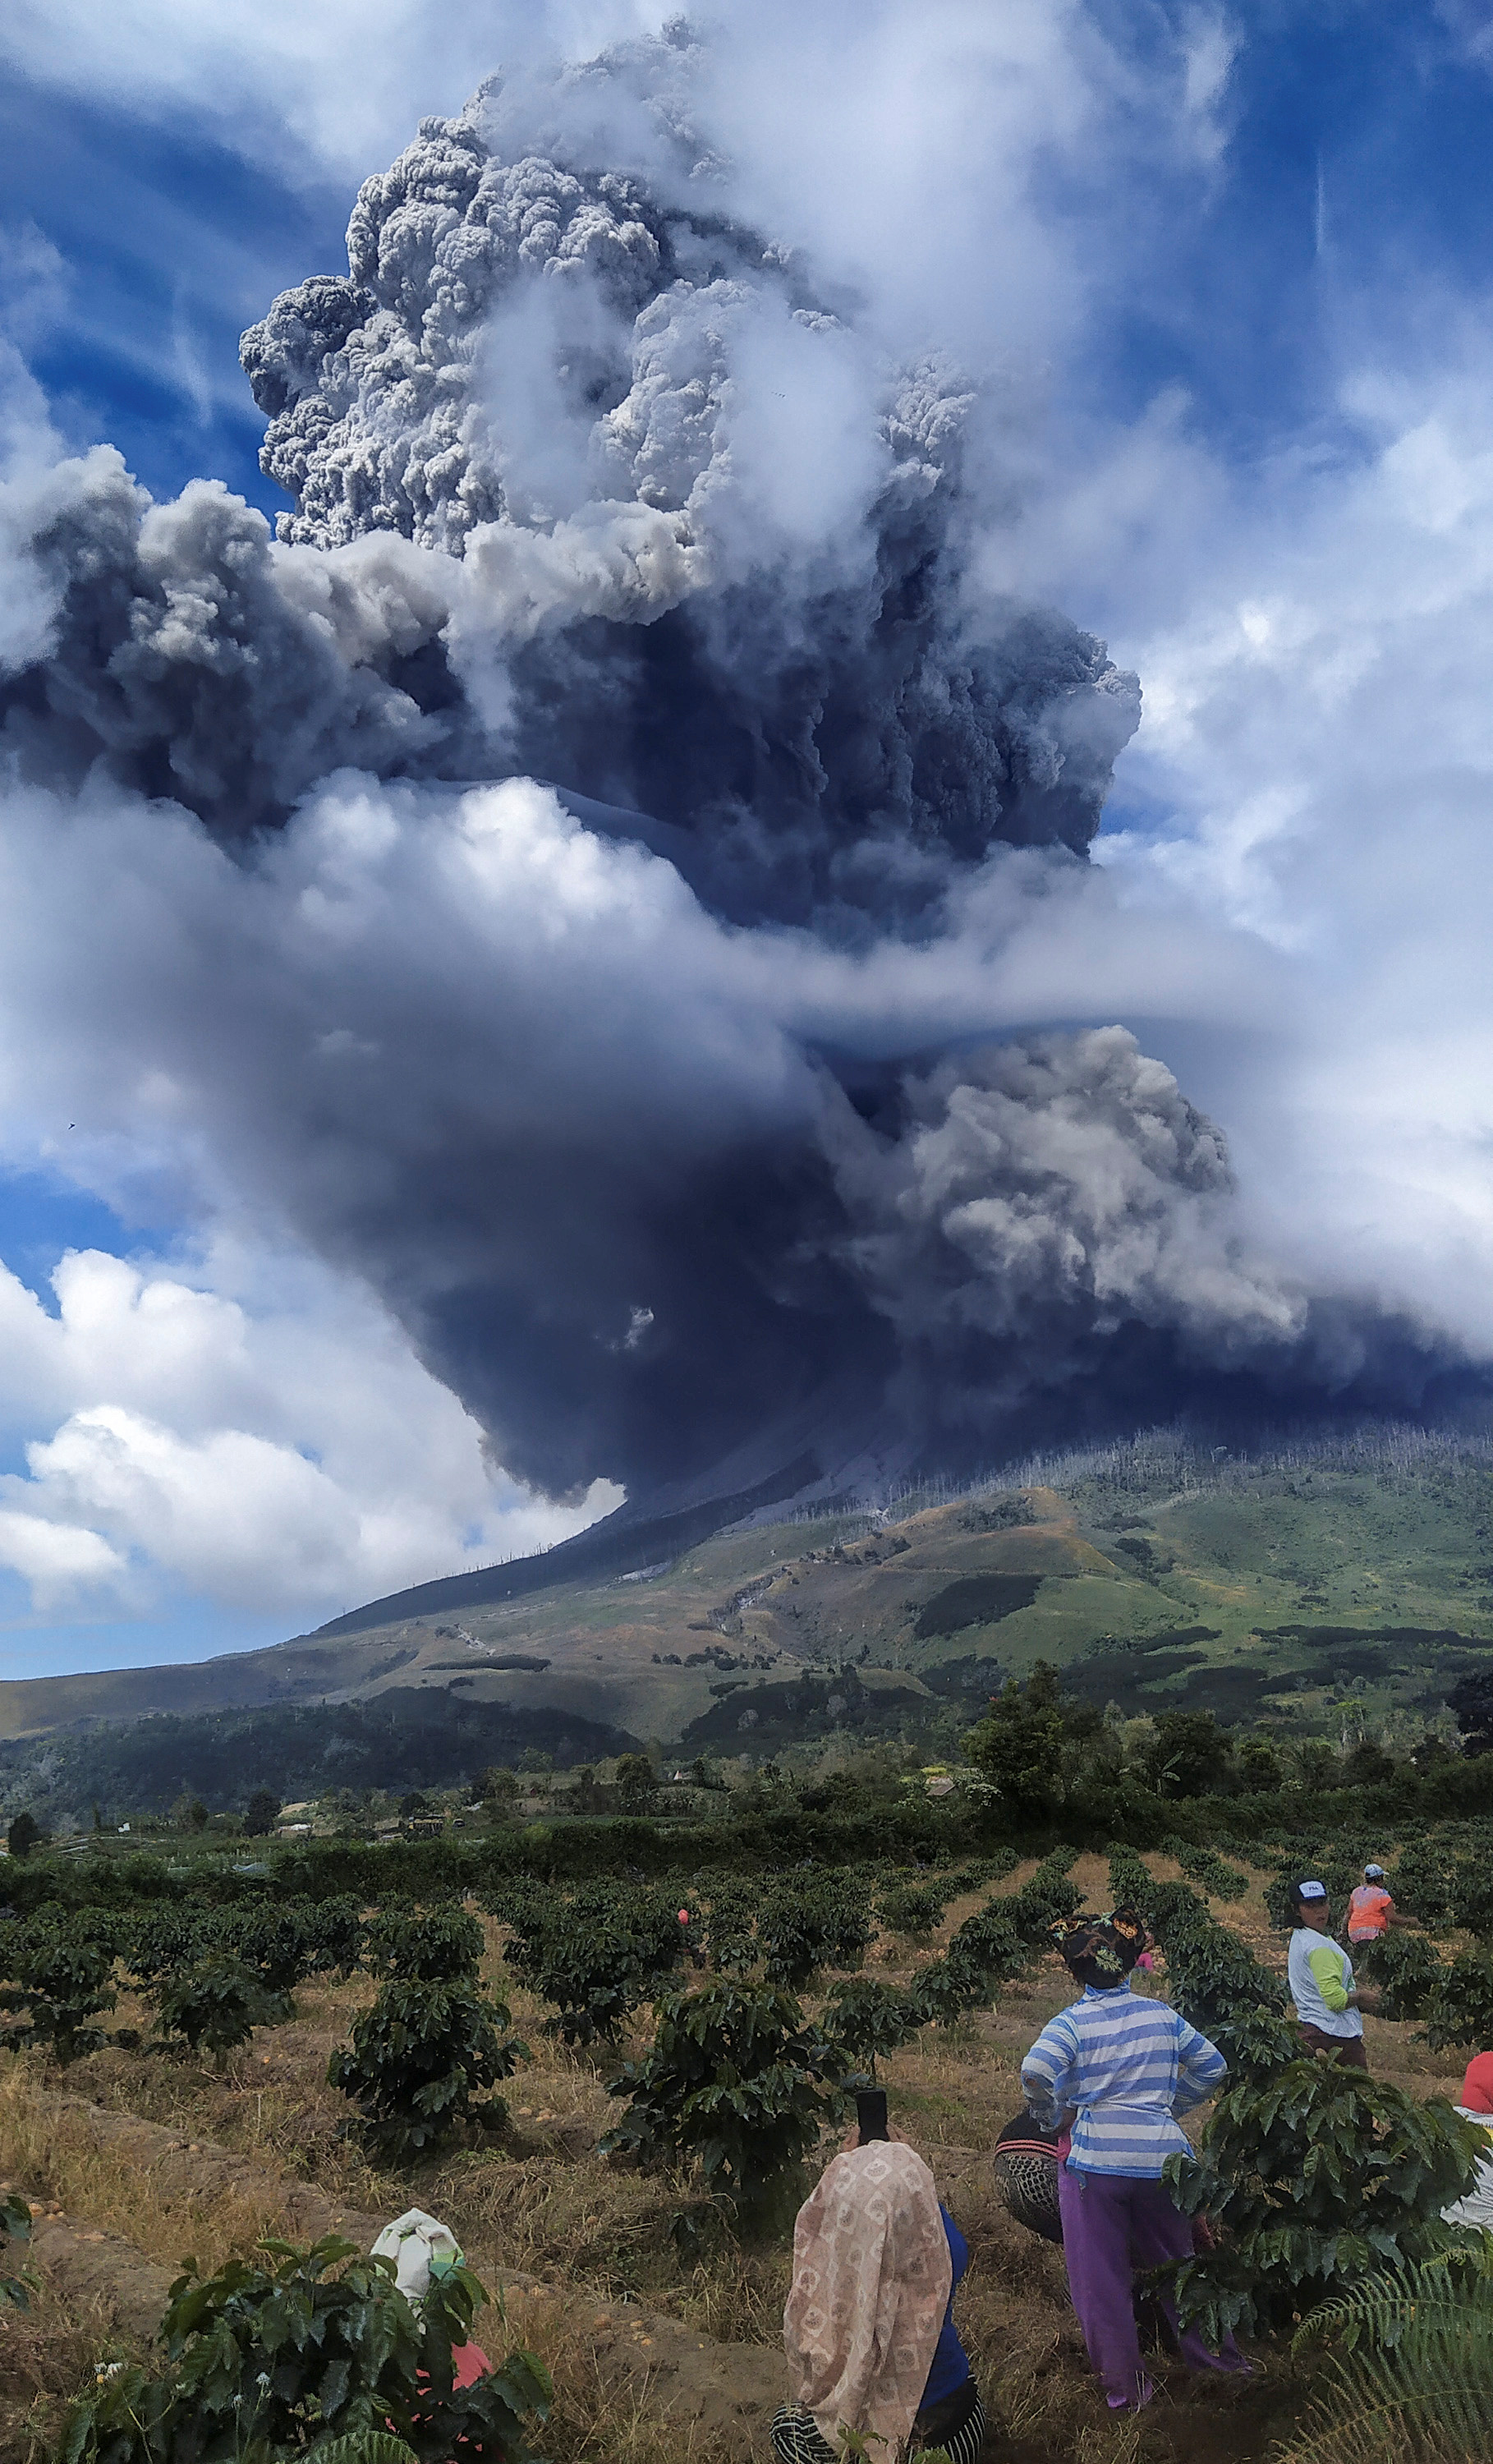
783, 2143, 953, 2458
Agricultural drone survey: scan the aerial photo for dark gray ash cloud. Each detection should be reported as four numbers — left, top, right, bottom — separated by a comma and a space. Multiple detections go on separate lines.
0, 28, 1477, 1523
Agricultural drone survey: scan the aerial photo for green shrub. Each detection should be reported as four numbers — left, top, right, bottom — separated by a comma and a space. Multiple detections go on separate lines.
875, 1882, 946, 1939
821, 1977, 925, 2073
1449, 1864, 1493, 1941
126, 1909, 223, 1988
303, 1893, 367, 1979
329, 1977, 526, 2163
0, 1931, 117, 2066
365, 1904, 485, 1984
1165, 2059, 1484, 2346
1360, 1931, 1445, 2021
1390, 1836, 1457, 1928
151, 1956, 273, 2059
1144, 1879, 1285, 2051
757, 1880, 871, 1988
1107, 1843, 1153, 1905
1167, 1839, 1250, 1901
50, 2232, 551, 2464
1422, 1951, 1493, 2052
700, 1878, 757, 1973
227, 1901, 316, 2000
503, 1884, 683, 2045
601, 1979, 851, 2218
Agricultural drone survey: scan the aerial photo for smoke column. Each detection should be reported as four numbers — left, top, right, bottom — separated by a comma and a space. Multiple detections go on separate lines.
0, 29, 1477, 1529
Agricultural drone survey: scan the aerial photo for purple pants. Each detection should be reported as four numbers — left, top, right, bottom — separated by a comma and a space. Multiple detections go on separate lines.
1058, 2163, 1247, 2409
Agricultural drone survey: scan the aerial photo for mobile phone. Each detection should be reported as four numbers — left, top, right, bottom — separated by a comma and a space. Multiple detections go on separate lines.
856, 2087, 889, 2141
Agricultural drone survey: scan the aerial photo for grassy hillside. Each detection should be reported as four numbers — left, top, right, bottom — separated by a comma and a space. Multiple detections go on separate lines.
1, 1427, 1489, 1816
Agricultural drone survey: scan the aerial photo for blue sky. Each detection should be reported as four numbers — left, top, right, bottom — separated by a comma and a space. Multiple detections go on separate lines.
1, 0, 1492, 1677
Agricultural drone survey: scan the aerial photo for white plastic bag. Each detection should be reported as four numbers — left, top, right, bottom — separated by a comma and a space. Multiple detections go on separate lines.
371, 2208, 463, 2304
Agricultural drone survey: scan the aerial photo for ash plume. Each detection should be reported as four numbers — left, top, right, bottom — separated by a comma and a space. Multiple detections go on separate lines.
0, 28, 1476, 1529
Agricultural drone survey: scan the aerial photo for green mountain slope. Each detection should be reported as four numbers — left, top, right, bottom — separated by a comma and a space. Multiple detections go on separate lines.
1, 1433, 1488, 1809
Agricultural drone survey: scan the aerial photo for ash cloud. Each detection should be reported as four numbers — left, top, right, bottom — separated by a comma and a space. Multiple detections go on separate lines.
0, 28, 1477, 1534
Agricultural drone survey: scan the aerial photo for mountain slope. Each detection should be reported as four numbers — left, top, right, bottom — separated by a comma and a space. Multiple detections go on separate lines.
1, 1435, 1489, 1786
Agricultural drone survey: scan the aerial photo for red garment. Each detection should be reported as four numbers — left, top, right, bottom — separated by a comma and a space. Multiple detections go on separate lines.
411, 2342, 490, 2411
1462, 2052, 1493, 2114
1346, 1885, 1393, 1942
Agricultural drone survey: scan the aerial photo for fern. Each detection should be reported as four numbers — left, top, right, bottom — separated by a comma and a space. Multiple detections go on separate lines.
1280, 2257, 1493, 2464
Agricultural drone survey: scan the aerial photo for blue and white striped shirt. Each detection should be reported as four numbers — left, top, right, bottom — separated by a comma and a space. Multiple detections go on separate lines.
1021, 1985, 1227, 2178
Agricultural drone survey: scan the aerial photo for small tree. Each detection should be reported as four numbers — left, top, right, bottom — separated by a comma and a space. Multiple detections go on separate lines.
1422, 1952, 1493, 2052
365, 1905, 485, 1984
242, 1787, 281, 1837
329, 1978, 526, 2163
613, 1754, 657, 1812
1236, 1736, 1281, 1791
1143, 1710, 1233, 1798
602, 1979, 852, 2222
1360, 1932, 1445, 2021
153, 1955, 272, 2061
1165, 2057, 1485, 2347
962, 1662, 1069, 1815
0, 1933, 117, 2066
6, 1812, 40, 1861
52, 2233, 551, 2464
480, 1767, 521, 1817
758, 1881, 871, 1988
875, 1881, 946, 1939
821, 1977, 924, 2074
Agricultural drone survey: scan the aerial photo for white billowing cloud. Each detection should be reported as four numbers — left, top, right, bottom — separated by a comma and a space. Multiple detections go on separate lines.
0, 1, 610, 184
0, 1240, 618, 1618
1096, 343, 1493, 1355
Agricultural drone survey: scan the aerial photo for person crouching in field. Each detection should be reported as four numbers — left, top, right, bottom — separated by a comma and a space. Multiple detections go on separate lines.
1021, 1909, 1249, 2414
774, 2133, 985, 2464
1287, 1878, 1379, 2068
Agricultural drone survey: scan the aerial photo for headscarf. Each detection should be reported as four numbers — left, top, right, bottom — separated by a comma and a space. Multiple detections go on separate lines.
1050, 1906, 1147, 1988
1463, 2052, 1493, 2116
783, 2141, 952, 2457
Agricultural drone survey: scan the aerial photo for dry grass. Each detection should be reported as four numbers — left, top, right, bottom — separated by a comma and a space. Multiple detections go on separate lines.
0, 2063, 290, 2280
0, 2278, 146, 2464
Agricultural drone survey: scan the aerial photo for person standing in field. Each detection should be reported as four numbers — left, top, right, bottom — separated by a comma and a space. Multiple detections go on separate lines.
1020, 1909, 1249, 2415
1342, 1863, 1415, 1947
1287, 1878, 1379, 2069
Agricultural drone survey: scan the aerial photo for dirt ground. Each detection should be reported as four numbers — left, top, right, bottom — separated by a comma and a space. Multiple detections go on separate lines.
0, 1851, 1472, 2464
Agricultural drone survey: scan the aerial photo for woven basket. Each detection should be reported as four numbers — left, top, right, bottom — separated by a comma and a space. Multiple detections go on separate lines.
992, 2114, 1063, 2243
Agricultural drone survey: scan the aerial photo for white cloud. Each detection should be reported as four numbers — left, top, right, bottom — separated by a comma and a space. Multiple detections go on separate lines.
1095, 341, 1493, 1354
0, 1240, 618, 1624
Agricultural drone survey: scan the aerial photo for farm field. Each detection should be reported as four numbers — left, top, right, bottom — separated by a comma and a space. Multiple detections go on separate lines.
0, 1833, 1485, 2464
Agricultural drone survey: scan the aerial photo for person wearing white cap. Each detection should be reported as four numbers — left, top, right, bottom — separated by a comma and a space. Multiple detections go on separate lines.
1342, 1864, 1414, 1947
1286, 1881, 1378, 2071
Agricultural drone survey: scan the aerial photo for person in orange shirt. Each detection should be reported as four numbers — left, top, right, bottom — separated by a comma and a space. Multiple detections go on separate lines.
1342, 1863, 1416, 1946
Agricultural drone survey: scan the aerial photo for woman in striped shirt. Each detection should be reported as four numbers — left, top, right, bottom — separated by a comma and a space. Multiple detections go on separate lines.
1020, 1909, 1249, 2412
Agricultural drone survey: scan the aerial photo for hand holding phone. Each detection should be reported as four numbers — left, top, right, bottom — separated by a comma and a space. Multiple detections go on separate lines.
855, 2087, 889, 2142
